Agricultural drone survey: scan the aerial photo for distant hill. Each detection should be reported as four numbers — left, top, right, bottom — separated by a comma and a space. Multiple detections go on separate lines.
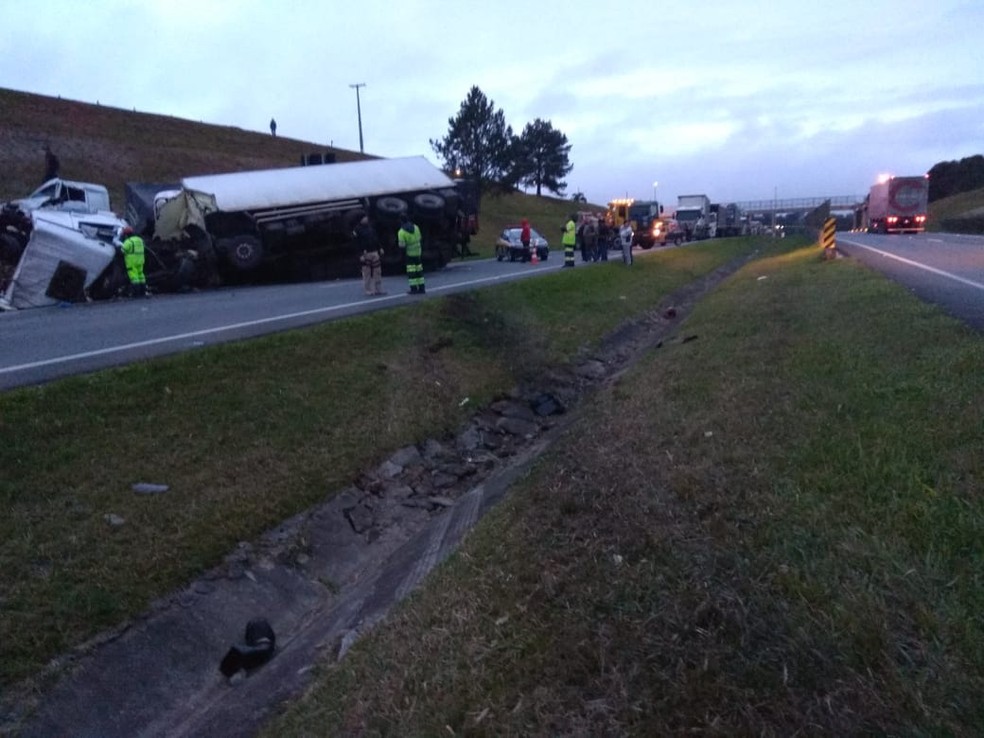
0, 87, 598, 250
0, 87, 369, 210
927, 186, 984, 233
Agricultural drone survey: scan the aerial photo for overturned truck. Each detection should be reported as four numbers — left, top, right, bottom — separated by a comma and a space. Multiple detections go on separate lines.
126, 156, 478, 288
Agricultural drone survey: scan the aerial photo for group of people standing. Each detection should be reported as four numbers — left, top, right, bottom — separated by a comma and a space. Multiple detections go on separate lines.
113, 209, 634, 303
562, 214, 635, 268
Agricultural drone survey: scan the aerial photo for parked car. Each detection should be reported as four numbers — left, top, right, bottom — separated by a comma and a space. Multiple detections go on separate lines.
495, 225, 549, 262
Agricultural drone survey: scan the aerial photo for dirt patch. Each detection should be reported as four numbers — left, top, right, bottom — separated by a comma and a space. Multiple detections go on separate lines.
1, 251, 759, 737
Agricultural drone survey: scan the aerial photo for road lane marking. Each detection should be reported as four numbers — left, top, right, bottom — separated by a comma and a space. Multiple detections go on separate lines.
838, 240, 984, 291
0, 269, 554, 376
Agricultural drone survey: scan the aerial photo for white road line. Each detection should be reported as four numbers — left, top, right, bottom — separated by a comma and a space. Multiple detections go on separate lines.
839, 240, 984, 291
0, 269, 547, 376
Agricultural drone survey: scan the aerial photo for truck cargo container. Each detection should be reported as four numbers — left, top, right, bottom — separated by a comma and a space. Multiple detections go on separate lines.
676, 194, 712, 240
130, 156, 478, 284
865, 175, 928, 234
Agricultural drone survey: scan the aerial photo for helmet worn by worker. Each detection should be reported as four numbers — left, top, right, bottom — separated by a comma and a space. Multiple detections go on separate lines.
121, 226, 134, 238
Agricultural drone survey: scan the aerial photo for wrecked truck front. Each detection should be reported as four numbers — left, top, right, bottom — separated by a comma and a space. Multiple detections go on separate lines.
0, 210, 122, 310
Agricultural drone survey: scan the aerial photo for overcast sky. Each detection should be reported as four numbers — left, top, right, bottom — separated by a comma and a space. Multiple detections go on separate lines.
3, 0, 983, 206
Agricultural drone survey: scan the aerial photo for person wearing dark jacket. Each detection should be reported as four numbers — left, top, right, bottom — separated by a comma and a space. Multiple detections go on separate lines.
42, 143, 59, 183
354, 216, 385, 295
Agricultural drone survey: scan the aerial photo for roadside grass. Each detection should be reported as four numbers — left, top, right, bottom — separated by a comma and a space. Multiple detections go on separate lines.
928, 185, 984, 228
0, 238, 763, 688
264, 244, 984, 735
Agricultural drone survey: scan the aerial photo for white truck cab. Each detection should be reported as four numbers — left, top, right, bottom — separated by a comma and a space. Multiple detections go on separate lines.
14, 178, 112, 215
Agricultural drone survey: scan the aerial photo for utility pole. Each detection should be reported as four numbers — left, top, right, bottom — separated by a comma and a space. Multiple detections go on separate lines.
349, 83, 366, 153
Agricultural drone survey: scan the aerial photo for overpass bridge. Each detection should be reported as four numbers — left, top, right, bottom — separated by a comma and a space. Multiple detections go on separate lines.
734, 195, 865, 215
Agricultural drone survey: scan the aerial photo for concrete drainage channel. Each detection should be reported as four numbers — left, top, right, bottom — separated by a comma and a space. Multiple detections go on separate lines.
6, 254, 758, 737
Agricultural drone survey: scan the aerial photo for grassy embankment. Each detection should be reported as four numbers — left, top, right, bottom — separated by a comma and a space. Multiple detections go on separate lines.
0, 87, 595, 258
0, 236, 759, 690
927, 185, 984, 233
264, 241, 984, 736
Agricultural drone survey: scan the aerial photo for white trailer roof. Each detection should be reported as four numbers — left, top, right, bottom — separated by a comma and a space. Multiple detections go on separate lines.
181, 156, 454, 212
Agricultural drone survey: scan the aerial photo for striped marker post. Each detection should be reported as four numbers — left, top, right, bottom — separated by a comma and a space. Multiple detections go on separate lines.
821, 217, 837, 259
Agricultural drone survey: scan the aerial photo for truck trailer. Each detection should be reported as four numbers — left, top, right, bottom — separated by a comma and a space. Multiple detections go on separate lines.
129, 156, 477, 285
865, 175, 929, 234
710, 202, 746, 238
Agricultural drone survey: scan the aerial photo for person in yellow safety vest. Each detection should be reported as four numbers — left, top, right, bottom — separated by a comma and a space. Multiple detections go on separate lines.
397, 215, 425, 294
561, 213, 577, 268
118, 226, 147, 297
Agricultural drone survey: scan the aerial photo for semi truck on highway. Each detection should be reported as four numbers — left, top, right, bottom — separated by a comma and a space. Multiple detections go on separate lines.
709, 202, 746, 238
676, 194, 713, 240
863, 175, 929, 234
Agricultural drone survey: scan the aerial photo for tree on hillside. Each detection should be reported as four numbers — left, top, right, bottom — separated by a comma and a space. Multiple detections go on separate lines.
513, 118, 573, 197
430, 86, 515, 191
928, 154, 984, 202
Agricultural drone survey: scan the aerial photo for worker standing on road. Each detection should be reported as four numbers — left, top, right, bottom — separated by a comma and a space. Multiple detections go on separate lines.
355, 215, 385, 296
619, 221, 634, 266
562, 214, 577, 268
118, 226, 148, 296
520, 218, 532, 262
397, 215, 425, 294
583, 217, 599, 263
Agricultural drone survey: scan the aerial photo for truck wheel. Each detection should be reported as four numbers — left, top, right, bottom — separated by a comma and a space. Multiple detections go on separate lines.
217, 234, 264, 271
375, 197, 408, 219
413, 193, 446, 221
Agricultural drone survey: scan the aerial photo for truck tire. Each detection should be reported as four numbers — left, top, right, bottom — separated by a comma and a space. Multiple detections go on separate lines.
413, 193, 446, 221
217, 234, 264, 271
375, 197, 408, 219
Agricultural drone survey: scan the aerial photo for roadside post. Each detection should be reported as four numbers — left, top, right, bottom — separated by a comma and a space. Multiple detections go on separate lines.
821, 217, 837, 260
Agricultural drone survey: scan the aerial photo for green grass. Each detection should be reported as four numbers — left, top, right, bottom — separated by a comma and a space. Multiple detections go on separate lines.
928, 185, 984, 227
263, 243, 984, 736
0, 238, 761, 688
0, 87, 369, 209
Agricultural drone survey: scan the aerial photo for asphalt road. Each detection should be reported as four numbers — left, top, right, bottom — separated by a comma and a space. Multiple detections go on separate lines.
0, 253, 577, 391
836, 230, 984, 331
8, 231, 982, 392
